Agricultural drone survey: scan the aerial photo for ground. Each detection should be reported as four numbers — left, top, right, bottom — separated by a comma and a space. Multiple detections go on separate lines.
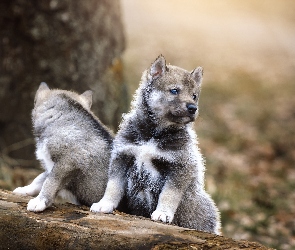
0, 189, 272, 249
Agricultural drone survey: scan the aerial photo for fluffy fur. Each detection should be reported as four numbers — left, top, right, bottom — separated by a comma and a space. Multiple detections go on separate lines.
13, 83, 113, 212
91, 55, 221, 234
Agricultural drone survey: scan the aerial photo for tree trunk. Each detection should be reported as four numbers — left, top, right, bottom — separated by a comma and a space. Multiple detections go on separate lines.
0, 190, 272, 250
0, 0, 127, 166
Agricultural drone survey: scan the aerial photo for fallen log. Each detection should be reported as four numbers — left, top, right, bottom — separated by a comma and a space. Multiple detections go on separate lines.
0, 189, 272, 249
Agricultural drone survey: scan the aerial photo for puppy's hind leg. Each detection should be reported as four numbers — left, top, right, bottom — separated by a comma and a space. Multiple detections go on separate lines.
27, 162, 75, 212
174, 190, 221, 234
13, 172, 47, 196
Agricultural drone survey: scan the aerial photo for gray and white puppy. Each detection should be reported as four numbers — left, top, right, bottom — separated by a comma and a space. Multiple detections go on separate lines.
91, 55, 221, 234
13, 83, 113, 212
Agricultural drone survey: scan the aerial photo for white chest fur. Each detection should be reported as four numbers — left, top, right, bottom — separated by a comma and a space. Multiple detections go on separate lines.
35, 139, 55, 172
135, 140, 161, 178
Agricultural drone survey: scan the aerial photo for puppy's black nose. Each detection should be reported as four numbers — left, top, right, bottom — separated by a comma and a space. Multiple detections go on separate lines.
187, 103, 197, 114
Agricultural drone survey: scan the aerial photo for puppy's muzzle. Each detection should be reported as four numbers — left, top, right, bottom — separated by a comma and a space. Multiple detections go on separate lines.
186, 103, 197, 115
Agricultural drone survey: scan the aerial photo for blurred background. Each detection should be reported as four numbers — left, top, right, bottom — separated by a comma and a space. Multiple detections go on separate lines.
1, 0, 295, 249
121, 1, 295, 249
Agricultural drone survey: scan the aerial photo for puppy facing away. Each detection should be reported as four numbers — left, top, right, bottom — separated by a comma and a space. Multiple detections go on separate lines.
13, 83, 113, 212
91, 55, 221, 234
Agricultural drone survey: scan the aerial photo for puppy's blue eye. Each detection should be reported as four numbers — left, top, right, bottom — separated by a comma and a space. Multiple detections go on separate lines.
170, 89, 179, 95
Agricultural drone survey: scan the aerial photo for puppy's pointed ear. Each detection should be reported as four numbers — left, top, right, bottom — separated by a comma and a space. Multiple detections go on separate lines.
149, 55, 166, 80
80, 90, 93, 109
38, 82, 50, 91
191, 67, 203, 87
35, 82, 50, 105
36, 82, 50, 96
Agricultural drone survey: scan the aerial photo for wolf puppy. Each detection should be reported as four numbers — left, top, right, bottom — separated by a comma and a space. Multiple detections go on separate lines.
91, 55, 220, 234
13, 83, 113, 212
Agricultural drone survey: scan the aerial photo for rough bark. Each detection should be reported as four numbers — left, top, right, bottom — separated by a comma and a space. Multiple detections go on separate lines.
0, 189, 272, 250
0, 0, 127, 166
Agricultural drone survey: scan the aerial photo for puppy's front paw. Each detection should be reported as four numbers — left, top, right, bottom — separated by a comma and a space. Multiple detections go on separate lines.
151, 209, 174, 223
90, 199, 116, 213
27, 197, 48, 212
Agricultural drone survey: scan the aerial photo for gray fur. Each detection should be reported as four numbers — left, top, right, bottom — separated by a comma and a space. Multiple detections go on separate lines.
13, 82, 113, 212
91, 55, 221, 234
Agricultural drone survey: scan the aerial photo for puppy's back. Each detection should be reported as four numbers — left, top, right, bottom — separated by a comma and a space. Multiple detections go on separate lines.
33, 85, 113, 205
